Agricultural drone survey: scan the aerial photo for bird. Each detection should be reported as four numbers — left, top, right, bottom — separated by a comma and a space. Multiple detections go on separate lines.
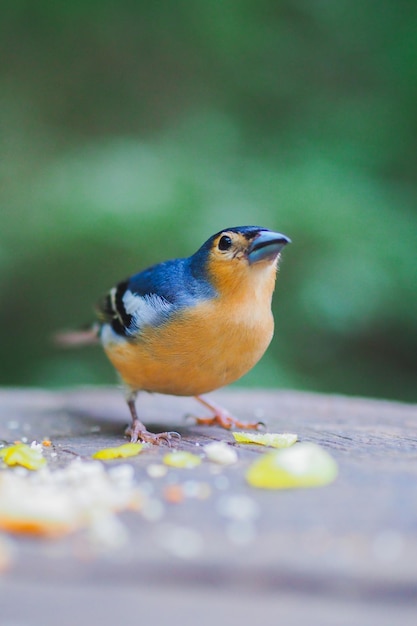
57, 226, 291, 444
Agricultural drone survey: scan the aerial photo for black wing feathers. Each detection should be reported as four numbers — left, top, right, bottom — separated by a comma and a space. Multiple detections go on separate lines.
96, 280, 132, 335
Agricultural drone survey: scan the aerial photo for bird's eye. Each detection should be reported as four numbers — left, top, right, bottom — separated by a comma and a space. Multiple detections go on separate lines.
218, 235, 232, 251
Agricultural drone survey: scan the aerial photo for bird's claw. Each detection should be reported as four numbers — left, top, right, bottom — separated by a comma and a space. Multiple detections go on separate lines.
163, 431, 182, 446
125, 421, 181, 446
192, 414, 265, 431
192, 395, 267, 431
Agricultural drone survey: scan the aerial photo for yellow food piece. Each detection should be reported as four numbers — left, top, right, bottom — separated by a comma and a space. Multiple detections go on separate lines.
163, 451, 202, 469
233, 431, 297, 448
0, 444, 46, 470
92, 443, 143, 460
246, 442, 338, 489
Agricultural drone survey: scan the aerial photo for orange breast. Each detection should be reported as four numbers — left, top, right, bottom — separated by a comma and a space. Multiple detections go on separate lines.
103, 292, 274, 396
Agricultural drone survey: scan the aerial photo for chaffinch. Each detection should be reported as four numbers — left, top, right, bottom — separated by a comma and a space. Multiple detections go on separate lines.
59, 226, 291, 444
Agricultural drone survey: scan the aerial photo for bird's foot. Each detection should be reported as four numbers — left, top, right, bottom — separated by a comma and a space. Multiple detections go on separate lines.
192, 396, 265, 431
125, 419, 181, 446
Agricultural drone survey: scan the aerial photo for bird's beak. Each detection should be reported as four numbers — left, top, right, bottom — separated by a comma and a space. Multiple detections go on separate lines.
247, 231, 291, 265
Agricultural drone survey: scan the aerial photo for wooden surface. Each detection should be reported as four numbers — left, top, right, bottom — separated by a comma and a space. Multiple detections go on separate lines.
0, 387, 416, 625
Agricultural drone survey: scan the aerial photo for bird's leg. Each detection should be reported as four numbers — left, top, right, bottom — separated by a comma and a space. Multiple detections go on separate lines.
193, 395, 264, 430
125, 392, 180, 445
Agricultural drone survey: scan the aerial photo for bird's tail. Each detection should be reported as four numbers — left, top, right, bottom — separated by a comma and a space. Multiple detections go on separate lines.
53, 323, 100, 348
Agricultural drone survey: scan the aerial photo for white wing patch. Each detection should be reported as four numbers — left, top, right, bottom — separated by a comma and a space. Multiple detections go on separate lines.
122, 290, 173, 334
100, 323, 126, 347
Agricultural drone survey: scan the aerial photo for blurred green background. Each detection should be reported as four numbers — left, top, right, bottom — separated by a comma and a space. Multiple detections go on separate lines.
1, 1, 416, 401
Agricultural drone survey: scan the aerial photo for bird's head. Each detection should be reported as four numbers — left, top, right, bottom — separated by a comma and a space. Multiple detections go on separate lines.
191, 226, 291, 300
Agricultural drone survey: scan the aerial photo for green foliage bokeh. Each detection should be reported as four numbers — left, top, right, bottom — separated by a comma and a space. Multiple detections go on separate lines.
1, 1, 416, 401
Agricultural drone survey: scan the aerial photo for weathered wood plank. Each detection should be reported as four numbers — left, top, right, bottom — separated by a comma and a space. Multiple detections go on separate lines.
0, 388, 416, 623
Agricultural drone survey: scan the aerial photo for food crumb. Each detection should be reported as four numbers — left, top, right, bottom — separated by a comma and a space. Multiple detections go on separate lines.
163, 451, 202, 469
0, 458, 142, 539
141, 498, 165, 522
182, 480, 212, 500
146, 464, 168, 478
163, 484, 185, 504
204, 441, 238, 465
89, 512, 129, 549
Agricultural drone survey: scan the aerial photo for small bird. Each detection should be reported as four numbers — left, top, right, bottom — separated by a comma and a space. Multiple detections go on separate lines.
58, 226, 291, 444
